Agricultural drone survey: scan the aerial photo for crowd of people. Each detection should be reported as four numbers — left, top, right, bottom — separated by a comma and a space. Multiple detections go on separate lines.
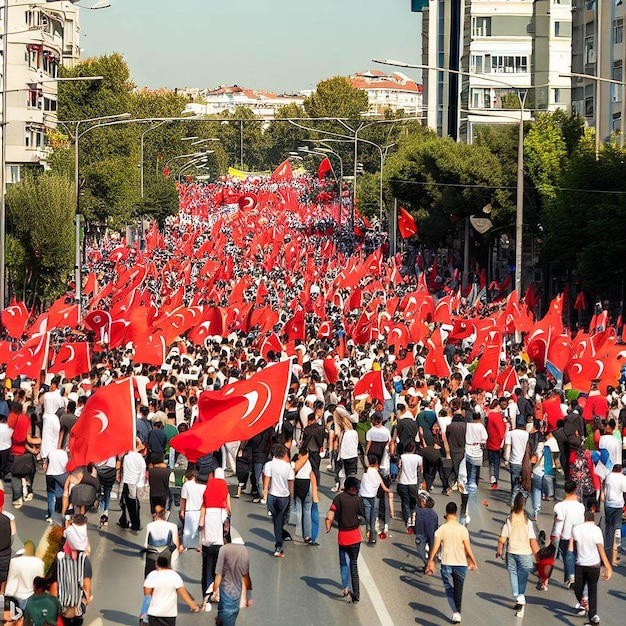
1, 169, 625, 626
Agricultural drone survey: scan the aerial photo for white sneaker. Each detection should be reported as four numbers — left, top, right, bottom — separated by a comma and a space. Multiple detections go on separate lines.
330, 484, 339, 492
452, 612, 462, 623
451, 482, 459, 491
326, 465, 333, 472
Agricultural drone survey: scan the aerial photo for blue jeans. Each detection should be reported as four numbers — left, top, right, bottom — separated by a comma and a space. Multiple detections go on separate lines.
253, 462, 264, 495
440, 565, 466, 614
604, 505, 622, 555
267, 494, 290, 551
295, 488, 312, 540
415, 533, 428, 564
338, 542, 360, 599
531, 474, 554, 518
362, 496, 377, 536
558, 539, 576, 581
397, 483, 417, 525
217, 587, 241, 626
488, 449, 501, 484
506, 553, 534, 600
311, 502, 319, 542
509, 463, 522, 496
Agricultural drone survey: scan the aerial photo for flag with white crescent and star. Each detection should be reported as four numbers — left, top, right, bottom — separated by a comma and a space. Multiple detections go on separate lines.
68, 377, 136, 470
170, 359, 292, 461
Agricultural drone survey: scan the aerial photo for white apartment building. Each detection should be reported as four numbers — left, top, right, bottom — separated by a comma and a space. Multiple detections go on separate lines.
571, 0, 625, 140
413, 0, 572, 141
349, 69, 423, 117
1, 0, 80, 182
183, 85, 304, 120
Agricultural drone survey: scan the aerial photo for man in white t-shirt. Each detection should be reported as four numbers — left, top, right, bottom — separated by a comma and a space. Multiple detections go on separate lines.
4, 541, 44, 608
143, 555, 200, 624
600, 464, 626, 562
359, 455, 391, 544
262, 445, 294, 557
41, 377, 65, 461
569, 510, 613, 625
553, 479, 586, 587
504, 424, 529, 499
599, 420, 622, 467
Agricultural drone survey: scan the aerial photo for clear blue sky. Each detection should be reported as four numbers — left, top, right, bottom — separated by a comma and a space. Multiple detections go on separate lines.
80, 0, 422, 93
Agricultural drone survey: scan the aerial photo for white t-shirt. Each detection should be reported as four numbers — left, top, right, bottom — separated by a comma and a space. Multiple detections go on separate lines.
144, 568, 185, 617
399, 453, 422, 485
180, 480, 206, 512
43, 389, 64, 416
465, 422, 488, 461
437, 415, 452, 434
46, 448, 68, 476
201, 507, 227, 547
5, 556, 44, 600
339, 429, 359, 460
506, 429, 529, 465
554, 499, 586, 540
366, 426, 391, 444
122, 451, 147, 487
599, 434, 622, 466
264, 458, 294, 498
145, 520, 178, 548
0, 423, 13, 451
572, 522, 604, 567
40, 413, 60, 460
359, 466, 383, 498
603, 471, 626, 509
294, 459, 312, 480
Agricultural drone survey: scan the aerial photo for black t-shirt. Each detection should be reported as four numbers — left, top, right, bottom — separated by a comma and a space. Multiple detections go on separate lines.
331, 491, 365, 531
148, 466, 171, 498
302, 423, 325, 452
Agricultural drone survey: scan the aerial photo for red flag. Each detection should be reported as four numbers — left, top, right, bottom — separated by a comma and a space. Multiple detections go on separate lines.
398, 207, 418, 239
6, 333, 50, 379
84, 310, 112, 344
472, 339, 501, 391
353, 370, 389, 402
283, 310, 305, 341
238, 193, 258, 211
317, 157, 332, 180
49, 342, 92, 378
133, 333, 166, 366
496, 364, 520, 394
47, 301, 79, 330
260, 333, 283, 361
574, 292, 586, 311
317, 320, 333, 339
1, 301, 29, 338
323, 357, 339, 384
271, 159, 293, 183
424, 328, 451, 378
170, 360, 292, 461
68, 377, 137, 470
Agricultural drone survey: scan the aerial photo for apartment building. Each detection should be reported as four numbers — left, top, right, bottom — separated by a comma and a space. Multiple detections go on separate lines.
571, 0, 625, 141
349, 69, 423, 117
412, 0, 572, 141
1, 0, 80, 182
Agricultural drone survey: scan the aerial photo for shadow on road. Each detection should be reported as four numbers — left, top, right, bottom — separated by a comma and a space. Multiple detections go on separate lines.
100, 608, 139, 625
400, 574, 446, 597
409, 600, 451, 624
300, 575, 344, 599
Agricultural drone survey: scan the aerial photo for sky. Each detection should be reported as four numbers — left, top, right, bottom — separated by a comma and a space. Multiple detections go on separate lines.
80, 0, 422, 93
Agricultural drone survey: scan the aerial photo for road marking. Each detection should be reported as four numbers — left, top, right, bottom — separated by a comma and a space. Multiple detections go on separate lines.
358, 552, 395, 626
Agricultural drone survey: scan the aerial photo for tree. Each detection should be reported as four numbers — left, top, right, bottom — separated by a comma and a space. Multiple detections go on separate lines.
6, 173, 75, 303
303, 76, 369, 119
265, 103, 310, 168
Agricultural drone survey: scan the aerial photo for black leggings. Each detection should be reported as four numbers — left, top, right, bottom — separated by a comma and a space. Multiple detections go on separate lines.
574, 565, 600, 619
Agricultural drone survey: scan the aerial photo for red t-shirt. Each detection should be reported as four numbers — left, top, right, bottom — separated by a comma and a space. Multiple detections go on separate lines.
486, 410, 506, 451
202, 478, 229, 509
9, 412, 30, 455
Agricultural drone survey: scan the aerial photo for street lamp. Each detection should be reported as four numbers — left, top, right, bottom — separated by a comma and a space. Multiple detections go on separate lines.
373, 57, 543, 297
309, 143, 344, 230
177, 152, 213, 183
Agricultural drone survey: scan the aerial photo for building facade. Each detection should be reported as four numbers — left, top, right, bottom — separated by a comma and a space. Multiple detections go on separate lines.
349, 69, 423, 116
2, 0, 80, 182
571, 0, 625, 141
413, 0, 572, 141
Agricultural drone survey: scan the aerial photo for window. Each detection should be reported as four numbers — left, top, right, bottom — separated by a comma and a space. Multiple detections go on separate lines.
615, 19, 623, 45
9, 165, 21, 184
471, 54, 483, 73
584, 37, 595, 64
553, 88, 561, 104
27, 88, 42, 109
491, 55, 528, 74
472, 16, 491, 38
471, 88, 492, 109
585, 96, 594, 117
25, 126, 46, 150
555, 22, 561, 37
43, 97, 57, 112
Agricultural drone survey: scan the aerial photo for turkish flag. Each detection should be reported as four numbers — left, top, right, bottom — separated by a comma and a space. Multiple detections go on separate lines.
318, 157, 332, 180
271, 159, 293, 183
68, 377, 137, 470
170, 359, 292, 461
238, 193, 258, 211
49, 342, 92, 378
424, 328, 452, 379
5, 332, 50, 379
398, 207, 418, 239
188, 307, 226, 345
133, 333, 166, 366
84, 310, 112, 344
317, 320, 333, 339
283, 310, 305, 341
1, 301, 29, 339
496, 364, 519, 394
353, 370, 390, 402
472, 340, 501, 391
260, 333, 283, 361
323, 357, 339, 384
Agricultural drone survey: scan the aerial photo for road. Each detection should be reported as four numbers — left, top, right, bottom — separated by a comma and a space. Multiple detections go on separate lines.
5, 465, 625, 626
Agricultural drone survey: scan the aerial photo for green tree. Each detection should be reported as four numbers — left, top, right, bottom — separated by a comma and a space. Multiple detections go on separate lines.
6, 173, 75, 303
303, 76, 369, 119
265, 103, 310, 168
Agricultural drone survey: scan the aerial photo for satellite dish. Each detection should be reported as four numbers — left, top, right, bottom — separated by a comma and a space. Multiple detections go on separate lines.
470, 216, 493, 234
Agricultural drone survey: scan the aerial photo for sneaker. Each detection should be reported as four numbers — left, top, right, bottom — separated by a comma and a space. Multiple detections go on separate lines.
536, 581, 548, 591
273, 550, 285, 558
451, 482, 459, 491
586, 616, 600, 625
330, 484, 339, 492
24, 492, 34, 502
566, 576, 575, 589
452, 612, 462, 623
13, 498, 23, 509
576, 599, 589, 616
326, 464, 333, 472
252, 497, 261, 503
407, 527, 415, 535
515, 605, 525, 618
491, 483, 498, 490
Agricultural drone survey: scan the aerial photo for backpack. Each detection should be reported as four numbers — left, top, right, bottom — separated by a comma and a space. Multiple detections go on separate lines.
570, 450, 595, 497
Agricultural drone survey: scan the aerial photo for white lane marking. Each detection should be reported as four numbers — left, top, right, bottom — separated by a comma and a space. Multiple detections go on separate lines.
358, 552, 395, 626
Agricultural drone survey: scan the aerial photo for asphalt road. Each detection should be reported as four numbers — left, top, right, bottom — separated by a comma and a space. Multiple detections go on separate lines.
5, 465, 625, 626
